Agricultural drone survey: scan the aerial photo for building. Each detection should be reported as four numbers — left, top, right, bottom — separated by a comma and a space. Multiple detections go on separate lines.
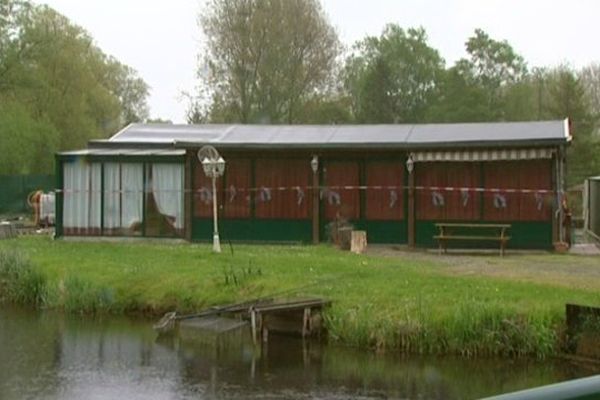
584, 176, 600, 242
55, 119, 571, 249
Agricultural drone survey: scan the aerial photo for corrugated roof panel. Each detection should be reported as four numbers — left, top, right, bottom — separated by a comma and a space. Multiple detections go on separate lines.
407, 121, 567, 144
264, 125, 337, 144
58, 148, 185, 157
111, 123, 228, 143
330, 125, 413, 143
100, 120, 570, 149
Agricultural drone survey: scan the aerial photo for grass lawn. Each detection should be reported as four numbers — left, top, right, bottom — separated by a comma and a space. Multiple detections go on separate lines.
1, 236, 599, 356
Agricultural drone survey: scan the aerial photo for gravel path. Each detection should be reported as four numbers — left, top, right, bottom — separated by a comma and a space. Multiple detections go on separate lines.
367, 246, 600, 291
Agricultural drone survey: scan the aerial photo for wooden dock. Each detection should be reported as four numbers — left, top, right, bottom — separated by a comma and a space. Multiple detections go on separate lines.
157, 297, 331, 345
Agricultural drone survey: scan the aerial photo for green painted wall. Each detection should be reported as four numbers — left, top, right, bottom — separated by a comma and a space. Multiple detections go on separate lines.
0, 174, 54, 214
192, 218, 312, 243
416, 221, 553, 249
319, 219, 407, 244
193, 218, 408, 245
353, 220, 407, 244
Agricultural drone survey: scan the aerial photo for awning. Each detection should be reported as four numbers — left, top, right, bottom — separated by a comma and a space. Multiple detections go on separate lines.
410, 148, 555, 162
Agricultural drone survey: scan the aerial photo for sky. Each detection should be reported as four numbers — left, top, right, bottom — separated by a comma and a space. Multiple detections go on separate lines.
39, 0, 600, 123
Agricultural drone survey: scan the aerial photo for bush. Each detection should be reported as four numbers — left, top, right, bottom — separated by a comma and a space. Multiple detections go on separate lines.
0, 248, 47, 306
63, 275, 114, 313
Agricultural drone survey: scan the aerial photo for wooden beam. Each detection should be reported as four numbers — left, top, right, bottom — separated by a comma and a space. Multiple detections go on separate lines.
184, 149, 194, 241
408, 165, 416, 247
312, 165, 320, 244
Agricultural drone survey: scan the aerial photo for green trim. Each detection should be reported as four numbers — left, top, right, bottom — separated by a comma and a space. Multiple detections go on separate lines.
416, 220, 553, 249
141, 163, 146, 237
353, 220, 408, 244
54, 156, 64, 237
192, 218, 312, 243
57, 155, 184, 164
100, 163, 105, 234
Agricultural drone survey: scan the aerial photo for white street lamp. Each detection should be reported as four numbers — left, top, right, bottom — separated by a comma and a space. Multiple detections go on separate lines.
198, 146, 226, 253
406, 155, 414, 174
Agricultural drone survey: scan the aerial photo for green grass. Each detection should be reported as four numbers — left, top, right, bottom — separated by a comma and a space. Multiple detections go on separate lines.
1, 236, 599, 357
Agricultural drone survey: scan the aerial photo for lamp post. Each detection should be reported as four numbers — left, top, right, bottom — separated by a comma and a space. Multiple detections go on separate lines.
198, 146, 226, 253
405, 155, 414, 174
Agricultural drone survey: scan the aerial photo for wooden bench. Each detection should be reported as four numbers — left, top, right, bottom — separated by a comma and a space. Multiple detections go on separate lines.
434, 223, 511, 256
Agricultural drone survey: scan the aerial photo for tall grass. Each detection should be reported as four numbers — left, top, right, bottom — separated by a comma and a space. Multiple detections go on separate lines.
1, 236, 598, 357
325, 303, 557, 357
0, 248, 46, 306
0, 247, 114, 313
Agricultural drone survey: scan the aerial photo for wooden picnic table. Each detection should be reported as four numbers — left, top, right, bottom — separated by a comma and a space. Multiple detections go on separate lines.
434, 223, 511, 256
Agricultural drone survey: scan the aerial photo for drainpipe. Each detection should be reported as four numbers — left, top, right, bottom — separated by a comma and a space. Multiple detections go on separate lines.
480, 374, 600, 400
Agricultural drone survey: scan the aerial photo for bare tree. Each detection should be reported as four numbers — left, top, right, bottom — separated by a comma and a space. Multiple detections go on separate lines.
197, 0, 341, 123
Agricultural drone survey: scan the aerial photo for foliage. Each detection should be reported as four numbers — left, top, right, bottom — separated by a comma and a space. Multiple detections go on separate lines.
2, 236, 600, 358
0, 248, 46, 306
195, 0, 341, 123
0, 100, 59, 173
0, 0, 149, 174
344, 25, 444, 123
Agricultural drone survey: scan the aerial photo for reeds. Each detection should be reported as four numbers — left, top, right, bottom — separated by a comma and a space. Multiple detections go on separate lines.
324, 303, 558, 358
0, 248, 46, 306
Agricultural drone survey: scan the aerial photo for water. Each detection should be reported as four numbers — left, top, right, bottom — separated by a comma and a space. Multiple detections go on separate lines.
0, 307, 596, 400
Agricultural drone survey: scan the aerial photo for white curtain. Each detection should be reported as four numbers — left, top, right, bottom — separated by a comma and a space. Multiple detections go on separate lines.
103, 163, 121, 229
89, 164, 102, 230
151, 163, 184, 229
121, 164, 144, 229
63, 162, 101, 231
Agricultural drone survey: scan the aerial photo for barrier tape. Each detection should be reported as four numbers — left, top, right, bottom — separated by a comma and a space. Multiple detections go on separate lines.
54, 185, 560, 195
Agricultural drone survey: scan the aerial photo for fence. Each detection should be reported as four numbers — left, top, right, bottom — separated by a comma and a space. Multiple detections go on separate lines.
584, 176, 600, 240
0, 175, 54, 215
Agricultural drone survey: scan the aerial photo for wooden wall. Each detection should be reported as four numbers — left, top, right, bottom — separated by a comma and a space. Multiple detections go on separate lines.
323, 161, 360, 221
365, 161, 404, 220
415, 160, 552, 222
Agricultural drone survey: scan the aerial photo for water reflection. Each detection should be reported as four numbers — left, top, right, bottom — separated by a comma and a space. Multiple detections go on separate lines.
0, 307, 596, 400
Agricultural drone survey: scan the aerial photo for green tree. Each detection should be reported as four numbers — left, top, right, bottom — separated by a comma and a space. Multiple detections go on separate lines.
344, 25, 444, 123
0, 100, 59, 174
426, 66, 491, 122
197, 0, 341, 124
454, 29, 528, 120
542, 65, 598, 184
0, 0, 150, 173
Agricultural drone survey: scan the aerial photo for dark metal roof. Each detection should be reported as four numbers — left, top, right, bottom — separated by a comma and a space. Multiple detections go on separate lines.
57, 148, 185, 157
91, 119, 570, 150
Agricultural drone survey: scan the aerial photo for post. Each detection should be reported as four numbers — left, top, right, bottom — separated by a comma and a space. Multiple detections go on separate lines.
408, 162, 416, 247
54, 155, 63, 238
212, 175, 221, 253
184, 150, 193, 241
198, 146, 225, 252
250, 308, 257, 345
311, 155, 320, 244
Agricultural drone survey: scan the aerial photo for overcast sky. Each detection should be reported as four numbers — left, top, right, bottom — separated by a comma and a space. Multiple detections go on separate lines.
39, 0, 600, 123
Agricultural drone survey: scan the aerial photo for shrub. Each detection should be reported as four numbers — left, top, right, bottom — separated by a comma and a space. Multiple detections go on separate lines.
0, 248, 46, 307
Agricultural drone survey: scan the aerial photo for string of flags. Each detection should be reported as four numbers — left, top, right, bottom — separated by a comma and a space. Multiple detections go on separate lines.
57, 184, 560, 212
55, 184, 559, 195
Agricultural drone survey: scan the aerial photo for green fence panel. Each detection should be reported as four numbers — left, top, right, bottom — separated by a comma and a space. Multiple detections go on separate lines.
590, 179, 600, 238
0, 174, 54, 214
193, 218, 312, 243
416, 220, 553, 250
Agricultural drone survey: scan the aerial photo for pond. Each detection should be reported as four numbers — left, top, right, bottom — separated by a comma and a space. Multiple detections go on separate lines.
0, 307, 596, 399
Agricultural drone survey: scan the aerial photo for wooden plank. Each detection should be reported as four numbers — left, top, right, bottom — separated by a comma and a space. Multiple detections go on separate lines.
254, 299, 330, 313
434, 235, 511, 241
434, 223, 511, 228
